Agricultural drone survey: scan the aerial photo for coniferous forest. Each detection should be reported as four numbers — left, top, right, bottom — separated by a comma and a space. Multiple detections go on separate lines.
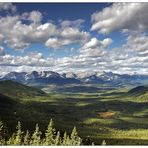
0, 119, 85, 146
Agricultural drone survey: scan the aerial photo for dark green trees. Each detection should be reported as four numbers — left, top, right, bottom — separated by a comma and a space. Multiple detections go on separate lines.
0, 121, 5, 145
7, 121, 23, 145
0, 119, 84, 146
101, 140, 106, 145
31, 124, 42, 145
23, 130, 30, 145
70, 126, 82, 145
14, 121, 23, 145
44, 119, 56, 145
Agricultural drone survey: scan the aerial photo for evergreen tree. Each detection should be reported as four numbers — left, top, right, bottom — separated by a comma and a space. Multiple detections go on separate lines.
62, 132, 72, 146
65, 135, 71, 146
44, 119, 56, 145
70, 126, 82, 145
31, 124, 42, 145
0, 120, 86, 146
7, 133, 15, 145
13, 121, 23, 145
54, 131, 61, 145
0, 121, 5, 145
101, 140, 106, 145
23, 130, 30, 145
62, 131, 68, 145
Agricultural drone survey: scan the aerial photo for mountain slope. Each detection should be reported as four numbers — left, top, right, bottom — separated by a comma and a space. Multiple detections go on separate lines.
0, 93, 18, 124
1, 71, 148, 86
1, 71, 81, 85
0, 93, 16, 108
0, 80, 47, 130
127, 86, 148, 102
0, 80, 46, 99
128, 86, 148, 96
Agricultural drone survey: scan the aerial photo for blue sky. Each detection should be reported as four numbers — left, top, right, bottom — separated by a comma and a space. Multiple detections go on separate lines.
4, 3, 119, 58
0, 3, 148, 75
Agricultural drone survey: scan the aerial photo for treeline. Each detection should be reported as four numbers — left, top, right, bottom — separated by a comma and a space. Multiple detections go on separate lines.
0, 119, 83, 145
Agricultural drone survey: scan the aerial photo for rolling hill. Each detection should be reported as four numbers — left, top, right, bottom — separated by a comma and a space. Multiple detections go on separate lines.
0, 80, 46, 99
0, 80, 48, 132
128, 86, 148, 96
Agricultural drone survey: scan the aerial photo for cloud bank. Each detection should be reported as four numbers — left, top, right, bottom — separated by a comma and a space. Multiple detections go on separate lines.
0, 3, 148, 75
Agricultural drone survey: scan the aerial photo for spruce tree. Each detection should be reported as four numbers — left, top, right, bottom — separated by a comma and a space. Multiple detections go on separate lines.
65, 135, 71, 145
62, 132, 72, 146
23, 130, 30, 145
7, 133, 15, 145
70, 126, 82, 145
13, 121, 23, 145
44, 119, 56, 145
54, 131, 61, 145
66, 135, 72, 146
101, 140, 106, 145
62, 131, 68, 145
0, 121, 5, 145
31, 124, 42, 145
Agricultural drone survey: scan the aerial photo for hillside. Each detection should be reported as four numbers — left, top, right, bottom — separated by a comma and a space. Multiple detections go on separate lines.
0, 80, 46, 99
0, 80, 48, 132
128, 86, 148, 96
0, 93, 18, 127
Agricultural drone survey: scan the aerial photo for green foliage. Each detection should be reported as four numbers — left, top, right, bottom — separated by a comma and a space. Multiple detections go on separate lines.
54, 131, 61, 145
7, 122, 23, 145
31, 124, 42, 145
62, 132, 68, 145
0, 121, 5, 145
0, 119, 83, 145
7, 133, 15, 145
13, 121, 23, 145
23, 130, 30, 145
62, 131, 74, 146
43, 119, 56, 145
101, 140, 106, 145
0, 121, 3, 143
64, 135, 71, 145
70, 126, 82, 145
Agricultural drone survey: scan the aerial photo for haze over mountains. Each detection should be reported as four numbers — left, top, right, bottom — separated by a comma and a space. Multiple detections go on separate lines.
1, 71, 148, 86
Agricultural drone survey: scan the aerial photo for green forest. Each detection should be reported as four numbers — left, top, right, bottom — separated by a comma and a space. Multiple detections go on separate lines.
0, 119, 87, 146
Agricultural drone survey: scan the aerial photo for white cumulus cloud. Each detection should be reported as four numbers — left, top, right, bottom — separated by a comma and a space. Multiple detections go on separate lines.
0, 3, 16, 12
91, 3, 148, 34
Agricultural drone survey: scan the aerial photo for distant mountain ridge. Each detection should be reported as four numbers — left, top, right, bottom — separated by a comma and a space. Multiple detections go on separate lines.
1, 71, 148, 86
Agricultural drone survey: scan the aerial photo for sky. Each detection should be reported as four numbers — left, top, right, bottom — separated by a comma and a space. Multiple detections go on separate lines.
0, 2, 148, 75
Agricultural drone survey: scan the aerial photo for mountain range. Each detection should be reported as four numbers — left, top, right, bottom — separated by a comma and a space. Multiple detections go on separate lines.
1, 71, 148, 86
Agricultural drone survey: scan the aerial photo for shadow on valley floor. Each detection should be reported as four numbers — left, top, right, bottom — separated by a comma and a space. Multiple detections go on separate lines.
1, 93, 148, 145
56, 85, 116, 93
23, 97, 148, 130
100, 91, 127, 96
